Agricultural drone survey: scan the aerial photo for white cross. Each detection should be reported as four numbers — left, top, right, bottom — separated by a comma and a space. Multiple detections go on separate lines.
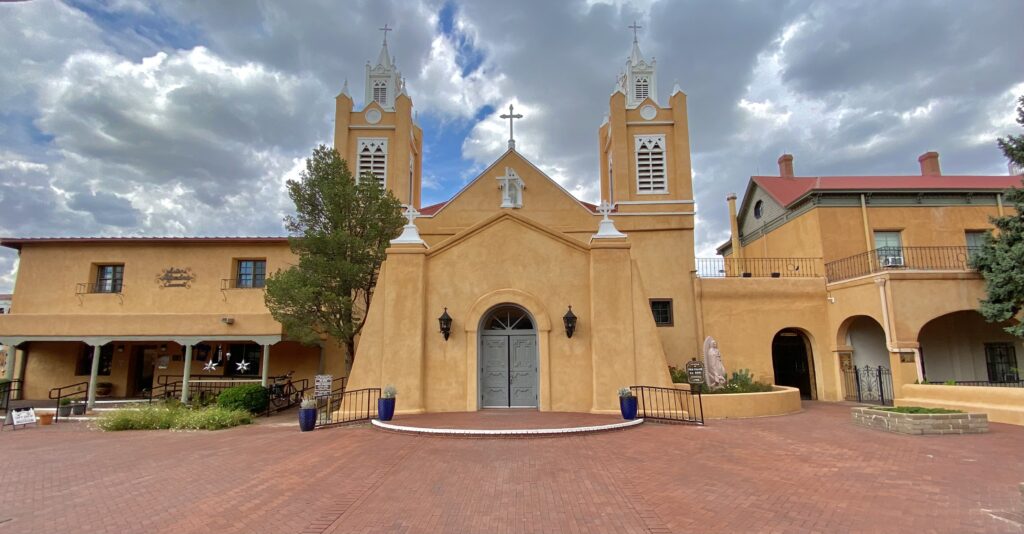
499, 104, 523, 150
629, 21, 642, 42
596, 201, 615, 220
402, 205, 420, 225
379, 24, 392, 45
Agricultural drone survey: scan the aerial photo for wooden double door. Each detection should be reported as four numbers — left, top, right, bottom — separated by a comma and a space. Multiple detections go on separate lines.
478, 306, 539, 408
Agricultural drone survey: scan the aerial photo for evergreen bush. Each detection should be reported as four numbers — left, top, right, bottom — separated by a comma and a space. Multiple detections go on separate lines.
216, 384, 270, 413
701, 369, 774, 394
96, 404, 252, 431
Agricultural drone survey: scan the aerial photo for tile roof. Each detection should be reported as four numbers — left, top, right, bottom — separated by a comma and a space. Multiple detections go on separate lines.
753, 175, 1023, 208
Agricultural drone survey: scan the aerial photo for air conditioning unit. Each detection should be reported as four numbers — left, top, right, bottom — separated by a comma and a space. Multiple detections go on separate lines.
882, 256, 905, 268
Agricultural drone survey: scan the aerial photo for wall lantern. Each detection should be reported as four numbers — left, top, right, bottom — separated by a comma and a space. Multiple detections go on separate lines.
438, 308, 453, 341
563, 306, 577, 338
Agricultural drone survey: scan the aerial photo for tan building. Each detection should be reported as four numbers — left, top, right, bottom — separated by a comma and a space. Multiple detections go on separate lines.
0, 33, 1021, 423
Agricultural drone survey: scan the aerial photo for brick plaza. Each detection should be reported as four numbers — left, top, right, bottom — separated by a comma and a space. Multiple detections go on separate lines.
0, 402, 1021, 533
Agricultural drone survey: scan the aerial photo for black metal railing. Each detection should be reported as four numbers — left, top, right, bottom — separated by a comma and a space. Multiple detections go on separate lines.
266, 376, 312, 415
629, 385, 703, 425
48, 381, 89, 422
314, 387, 381, 428
842, 366, 894, 406
75, 282, 124, 294
0, 380, 22, 411
220, 278, 266, 290
695, 257, 820, 278
825, 246, 981, 283
924, 380, 1024, 388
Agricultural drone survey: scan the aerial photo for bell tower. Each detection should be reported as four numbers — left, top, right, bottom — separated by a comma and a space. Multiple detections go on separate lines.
597, 24, 693, 210
333, 25, 423, 208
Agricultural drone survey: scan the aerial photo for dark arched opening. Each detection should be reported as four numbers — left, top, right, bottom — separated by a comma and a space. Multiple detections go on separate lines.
772, 329, 816, 399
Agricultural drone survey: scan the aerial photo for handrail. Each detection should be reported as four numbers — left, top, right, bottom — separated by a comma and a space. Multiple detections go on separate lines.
0, 379, 22, 411
314, 387, 381, 428
48, 381, 89, 422
825, 246, 980, 283
695, 257, 821, 278
629, 385, 703, 425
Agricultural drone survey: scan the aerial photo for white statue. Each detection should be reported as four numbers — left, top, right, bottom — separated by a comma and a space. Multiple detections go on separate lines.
703, 336, 727, 389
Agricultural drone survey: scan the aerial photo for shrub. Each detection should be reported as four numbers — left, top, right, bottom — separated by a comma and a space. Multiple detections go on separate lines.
879, 406, 963, 415
217, 384, 270, 413
96, 404, 252, 431
702, 369, 774, 395
668, 366, 687, 383
382, 384, 397, 399
617, 387, 633, 398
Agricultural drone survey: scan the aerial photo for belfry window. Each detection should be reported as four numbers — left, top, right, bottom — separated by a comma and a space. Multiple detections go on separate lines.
635, 77, 649, 101
635, 135, 667, 193
357, 138, 388, 187
372, 80, 388, 106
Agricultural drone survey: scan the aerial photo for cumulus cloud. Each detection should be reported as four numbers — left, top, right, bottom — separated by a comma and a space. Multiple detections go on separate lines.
0, 0, 1021, 294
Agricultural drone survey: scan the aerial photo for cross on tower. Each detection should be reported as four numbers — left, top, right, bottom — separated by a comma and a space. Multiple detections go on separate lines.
379, 23, 392, 44
628, 21, 642, 42
499, 104, 523, 150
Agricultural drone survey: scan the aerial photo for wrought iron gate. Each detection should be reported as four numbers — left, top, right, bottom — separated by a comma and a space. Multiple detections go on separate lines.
842, 365, 894, 406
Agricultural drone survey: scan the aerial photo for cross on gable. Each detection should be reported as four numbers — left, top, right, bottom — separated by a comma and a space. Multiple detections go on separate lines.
596, 201, 615, 220
499, 104, 524, 150
379, 23, 392, 44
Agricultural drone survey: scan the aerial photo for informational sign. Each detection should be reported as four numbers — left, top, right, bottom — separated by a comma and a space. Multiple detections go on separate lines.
685, 358, 706, 385
314, 375, 333, 398
4, 407, 37, 430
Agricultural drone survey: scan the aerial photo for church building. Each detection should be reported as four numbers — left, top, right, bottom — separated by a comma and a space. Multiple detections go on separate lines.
0, 30, 1021, 423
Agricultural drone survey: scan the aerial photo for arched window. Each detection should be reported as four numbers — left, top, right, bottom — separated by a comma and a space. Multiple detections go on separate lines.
484, 306, 534, 331
634, 134, 667, 193
754, 200, 764, 219
634, 76, 649, 101
373, 80, 388, 105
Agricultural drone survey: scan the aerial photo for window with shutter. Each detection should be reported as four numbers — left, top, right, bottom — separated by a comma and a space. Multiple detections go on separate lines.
634, 135, 667, 193
372, 80, 388, 105
635, 76, 649, 101
357, 138, 388, 187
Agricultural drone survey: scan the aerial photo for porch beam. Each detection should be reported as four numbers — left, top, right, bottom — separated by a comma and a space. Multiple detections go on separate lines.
261, 344, 270, 387
86, 344, 102, 409
181, 344, 193, 404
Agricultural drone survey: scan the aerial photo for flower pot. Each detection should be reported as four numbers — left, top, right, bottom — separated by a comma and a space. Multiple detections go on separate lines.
38, 413, 54, 425
619, 396, 638, 420
58, 405, 72, 417
378, 397, 396, 421
298, 408, 317, 432
72, 403, 86, 416
95, 384, 112, 397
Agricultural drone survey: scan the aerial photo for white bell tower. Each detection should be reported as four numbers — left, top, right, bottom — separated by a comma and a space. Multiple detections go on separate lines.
365, 24, 403, 110
616, 21, 657, 109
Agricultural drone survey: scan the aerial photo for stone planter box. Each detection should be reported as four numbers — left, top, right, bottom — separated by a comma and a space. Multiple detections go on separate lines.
672, 384, 802, 419
851, 407, 988, 435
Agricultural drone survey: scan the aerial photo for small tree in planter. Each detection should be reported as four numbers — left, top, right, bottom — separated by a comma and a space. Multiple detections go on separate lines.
378, 385, 397, 421
298, 395, 317, 432
58, 397, 73, 417
618, 387, 638, 420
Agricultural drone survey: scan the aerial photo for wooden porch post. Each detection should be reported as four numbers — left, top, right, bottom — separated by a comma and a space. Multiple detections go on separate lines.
261, 344, 271, 387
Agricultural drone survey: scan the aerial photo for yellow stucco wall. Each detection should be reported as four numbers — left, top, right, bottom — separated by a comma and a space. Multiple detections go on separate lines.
897, 384, 1024, 426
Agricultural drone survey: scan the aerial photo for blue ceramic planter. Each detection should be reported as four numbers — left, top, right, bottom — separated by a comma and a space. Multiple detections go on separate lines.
298, 408, 317, 432
620, 396, 638, 420
378, 397, 396, 421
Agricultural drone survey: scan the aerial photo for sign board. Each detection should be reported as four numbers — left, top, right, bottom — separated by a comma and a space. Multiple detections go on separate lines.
685, 358, 705, 385
314, 375, 333, 398
4, 407, 37, 430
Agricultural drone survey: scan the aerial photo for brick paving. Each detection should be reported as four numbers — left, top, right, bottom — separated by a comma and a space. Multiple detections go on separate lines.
0, 402, 1020, 533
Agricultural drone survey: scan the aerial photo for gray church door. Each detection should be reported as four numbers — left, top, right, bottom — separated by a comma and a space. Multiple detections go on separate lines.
479, 306, 538, 408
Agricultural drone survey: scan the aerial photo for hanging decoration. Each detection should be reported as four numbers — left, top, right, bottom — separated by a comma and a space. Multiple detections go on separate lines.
235, 360, 250, 373
203, 359, 218, 372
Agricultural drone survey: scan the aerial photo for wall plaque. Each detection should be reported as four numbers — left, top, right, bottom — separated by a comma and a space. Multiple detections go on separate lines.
157, 267, 195, 288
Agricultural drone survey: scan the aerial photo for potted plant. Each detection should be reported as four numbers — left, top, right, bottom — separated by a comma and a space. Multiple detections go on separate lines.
618, 387, 638, 420
378, 385, 397, 422
95, 382, 113, 397
37, 412, 54, 425
71, 399, 87, 416
58, 398, 73, 417
298, 395, 317, 432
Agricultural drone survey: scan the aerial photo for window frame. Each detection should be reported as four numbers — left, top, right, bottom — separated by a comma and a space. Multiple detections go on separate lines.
984, 343, 1018, 383
873, 230, 904, 266
634, 134, 668, 195
234, 259, 267, 289
94, 264, 124, 294
649, 298, 674, 327
357, 137, 388, 188
224, 343, 262, 377
372, 80, 388, 106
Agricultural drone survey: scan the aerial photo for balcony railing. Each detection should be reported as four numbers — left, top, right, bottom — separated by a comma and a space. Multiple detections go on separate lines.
825, 246, 981, 283
695, 257, 820, 278
221, 278, 266, 290
75, 282, 124, 295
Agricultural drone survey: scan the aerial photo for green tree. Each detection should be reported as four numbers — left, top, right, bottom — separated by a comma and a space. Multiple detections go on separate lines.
265, 145, 405, 360
972, 95, 1024, 337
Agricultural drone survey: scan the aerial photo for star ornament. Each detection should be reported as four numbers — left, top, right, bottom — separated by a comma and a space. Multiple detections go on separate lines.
203, 359, 218, 372
235, 360, 250, 373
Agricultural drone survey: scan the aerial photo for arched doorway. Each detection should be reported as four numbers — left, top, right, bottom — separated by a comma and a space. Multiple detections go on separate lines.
771, 329, 816, 399
479, 305, 538, 408
918, 310, 1021, 384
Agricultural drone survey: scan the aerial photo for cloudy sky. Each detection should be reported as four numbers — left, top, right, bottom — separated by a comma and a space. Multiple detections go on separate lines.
1, 0, 1021, 292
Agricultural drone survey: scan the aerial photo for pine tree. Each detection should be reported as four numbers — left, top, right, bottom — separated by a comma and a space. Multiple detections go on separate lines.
265, 145, 405, 360
972, 95, 1024, 337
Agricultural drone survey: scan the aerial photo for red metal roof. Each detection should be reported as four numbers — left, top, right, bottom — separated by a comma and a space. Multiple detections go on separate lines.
753, 175, 1023, 208
418, 201, 448, 216
0, 236, 289, 250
